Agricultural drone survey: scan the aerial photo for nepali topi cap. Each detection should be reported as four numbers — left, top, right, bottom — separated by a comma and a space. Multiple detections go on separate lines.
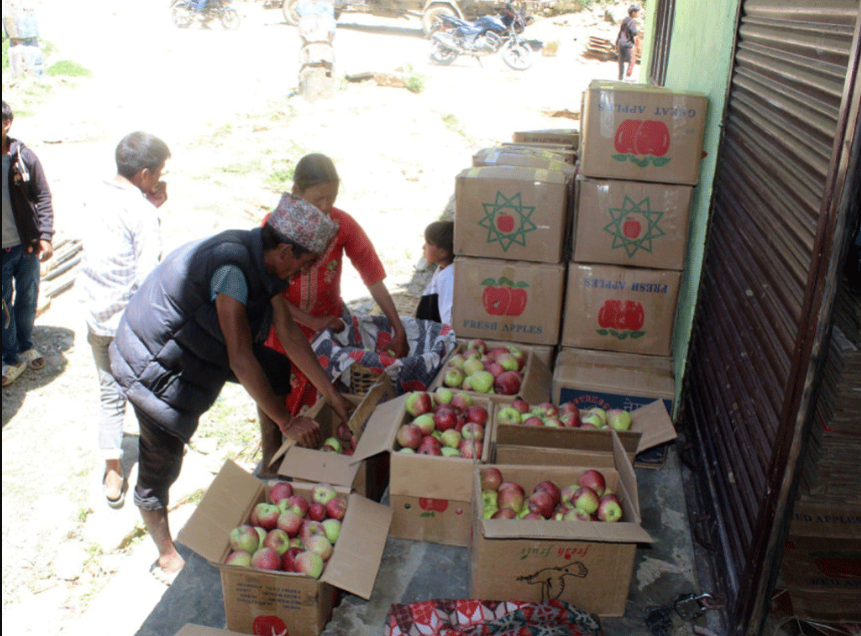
266, 193, 339, 256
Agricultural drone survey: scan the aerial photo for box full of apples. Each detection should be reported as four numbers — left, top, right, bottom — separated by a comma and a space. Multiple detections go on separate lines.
360, 389, 494, 546
469, 435, 653, 617
176, 461, 392, 636
490, 397, 676, 467
428, 339, 553, 406
272, 377, 396, 502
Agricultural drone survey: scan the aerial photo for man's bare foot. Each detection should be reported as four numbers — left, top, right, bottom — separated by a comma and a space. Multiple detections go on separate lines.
104, 464, 124, 501
151, 555, 184, 586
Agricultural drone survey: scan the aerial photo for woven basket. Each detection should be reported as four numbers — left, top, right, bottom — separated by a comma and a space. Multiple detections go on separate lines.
350, 363, 383, 396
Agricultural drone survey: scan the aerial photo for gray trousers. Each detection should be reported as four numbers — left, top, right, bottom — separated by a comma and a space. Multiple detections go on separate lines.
88, 332, 128, 461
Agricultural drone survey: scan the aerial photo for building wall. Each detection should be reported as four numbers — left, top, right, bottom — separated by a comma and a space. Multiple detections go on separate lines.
639, 0, 741, 409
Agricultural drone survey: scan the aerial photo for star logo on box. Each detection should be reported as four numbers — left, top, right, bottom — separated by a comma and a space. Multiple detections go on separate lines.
602, 196, 665, 256
478, 191, 537, 251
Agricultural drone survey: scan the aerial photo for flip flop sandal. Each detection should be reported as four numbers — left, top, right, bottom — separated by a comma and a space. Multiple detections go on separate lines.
2, 361, 27, 387
19, 349, 46, 370
150, 561, 180, 586
103, 470, 126, 509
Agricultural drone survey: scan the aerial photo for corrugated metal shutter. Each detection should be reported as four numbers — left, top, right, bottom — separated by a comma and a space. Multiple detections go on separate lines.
680, 0, 860, 633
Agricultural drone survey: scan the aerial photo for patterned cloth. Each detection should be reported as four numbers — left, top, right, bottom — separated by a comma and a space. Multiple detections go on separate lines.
266, 193, 339, 256
312, 314, 457, 395
385, 599, 604, 636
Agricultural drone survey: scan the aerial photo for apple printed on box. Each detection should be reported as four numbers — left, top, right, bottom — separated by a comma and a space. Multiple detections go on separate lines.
454, 166, 570, 264
579, 80, 709, 185
452, 257, 566, 346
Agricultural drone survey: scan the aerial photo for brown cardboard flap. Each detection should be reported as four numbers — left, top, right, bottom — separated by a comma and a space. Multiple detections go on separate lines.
520, 354, 553, 406
390, 451, 480, 500
479, 516, 653, 544
348, 375, 397, 437
177, 461, 263, 563
277, 446, 357, 488
321, 493, 393, 599
611, 429, 641, 523
632, 400, 677, 453
350, 395, 406, 464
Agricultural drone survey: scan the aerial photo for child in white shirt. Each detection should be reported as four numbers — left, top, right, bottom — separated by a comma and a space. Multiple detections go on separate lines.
415, 220, 454, 325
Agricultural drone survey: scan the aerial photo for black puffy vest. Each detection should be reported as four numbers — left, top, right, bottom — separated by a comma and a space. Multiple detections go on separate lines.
110, 228, 287, 442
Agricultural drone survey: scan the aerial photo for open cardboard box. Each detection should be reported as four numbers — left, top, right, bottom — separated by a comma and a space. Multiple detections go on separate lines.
490, 399, 676, 468
455, 337, 556, 372
359, 393, 493, 547
271, 376, 396, 502
470, 430, 653, 617
177, 461, 392, 636
427, 344, 553, 407
512, 128, 580, 149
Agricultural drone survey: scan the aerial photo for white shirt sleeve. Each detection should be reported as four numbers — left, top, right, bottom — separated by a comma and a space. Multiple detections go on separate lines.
437, 265, 454, 325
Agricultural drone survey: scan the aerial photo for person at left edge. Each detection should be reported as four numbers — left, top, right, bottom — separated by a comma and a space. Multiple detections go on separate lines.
109, 193, 352, 583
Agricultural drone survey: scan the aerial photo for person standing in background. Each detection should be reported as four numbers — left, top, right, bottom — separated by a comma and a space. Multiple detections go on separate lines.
616, 5, 641, 81
2, 100, 54, 388
78, 131, 170, 508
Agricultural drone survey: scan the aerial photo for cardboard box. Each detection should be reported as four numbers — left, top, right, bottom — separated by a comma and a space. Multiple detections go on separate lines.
573, 176, 693, 270
491, 399, 676, 467
454, 166, 571, 264
780, 500, 861, 594
177, 461, 392, 636
552, 348, 676, 416
512, 128, 580, 149
452, 257, 566, 346
176, 626, 247, 636
272, 377, 396, 502
561, 264, 681, 355
786, 588, 861, 622
472, 147, 577, 176
579, 80, 709, 185
470, 431, 653, 616
501, 142, 578, 164
428, 342, 553, 407
361, 394, 492, 546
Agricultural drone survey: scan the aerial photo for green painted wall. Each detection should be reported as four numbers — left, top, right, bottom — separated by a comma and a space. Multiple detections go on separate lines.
639, 0, 740, 410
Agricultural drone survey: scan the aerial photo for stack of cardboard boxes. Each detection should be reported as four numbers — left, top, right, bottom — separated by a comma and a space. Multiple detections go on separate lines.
553, 80, 709, 445
450, 130, 578, 358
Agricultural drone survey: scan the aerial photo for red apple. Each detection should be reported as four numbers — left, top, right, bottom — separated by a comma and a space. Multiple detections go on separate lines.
511, 398, 531, 414
263, 528, 291, 556
527, 490, 555, 519
253, 503, 281, 532
293, 550, 324, 578
458, 439, 482, 459
299, 519, 325, 543
225, 550, 252, 566
304, 534, 334, 561
433, 406, 458, 432
521, 415, 544, 427
450, 392, 473, 411
396, 423, 423, 449
276, 510, 303, 537
461, 422, 484, 441
491, 508, 517, 519
268, 482, 294, 506
534, 480, 562, 507
283, 494, 309, 517
480, 467, 504, 491
561, 411, 582, 428
307, 502, 327, 522
572, 486, 600, 515
311, 483, 337, 505
497, 487, 524, 513
250, 547, 282, 571
578, 469, 607, 497
405, 391, 433, 417
465, 405, 489, 425
563, 508, 594, 521
281, 546, 303, 572
494, 371, 521, 396
325, 496, 347, 521
597, 493, 623, 522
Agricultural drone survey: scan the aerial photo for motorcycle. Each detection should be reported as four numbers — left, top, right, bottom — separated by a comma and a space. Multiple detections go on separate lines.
429, 3, 534, 71
171, 0, 241, 30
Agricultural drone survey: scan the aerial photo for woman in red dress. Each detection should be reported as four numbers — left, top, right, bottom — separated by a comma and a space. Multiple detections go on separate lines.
265, 154, 408, 414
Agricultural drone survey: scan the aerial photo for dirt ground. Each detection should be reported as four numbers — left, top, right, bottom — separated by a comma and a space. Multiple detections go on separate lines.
1, 1, 628, 633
